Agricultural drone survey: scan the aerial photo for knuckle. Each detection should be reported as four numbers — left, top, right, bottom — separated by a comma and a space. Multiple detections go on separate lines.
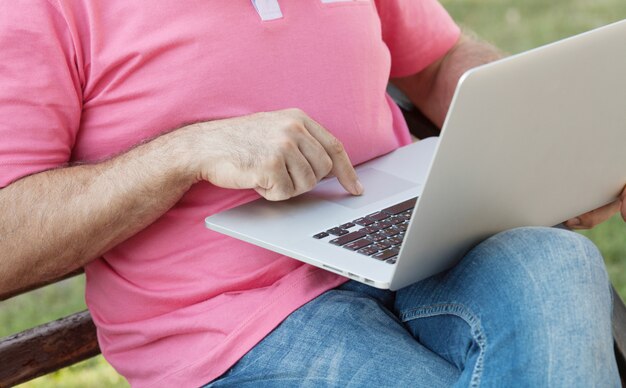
283, 122, 306, 136
321, 155, 333, 175
254, 174, 268, 189
265, 192, 282, 202
328, 138, 345, 155
304, 170, 317, 188
266, 186, 291, 201
293, 123, 307, 134
280, 119, 305, 135
266, 155, 284, 170
277, 138, 298, 154
277, 188, 293, 201
286, 107, 304, 117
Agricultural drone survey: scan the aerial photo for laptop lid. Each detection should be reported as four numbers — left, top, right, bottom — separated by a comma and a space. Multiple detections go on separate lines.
390, 19, 626, 289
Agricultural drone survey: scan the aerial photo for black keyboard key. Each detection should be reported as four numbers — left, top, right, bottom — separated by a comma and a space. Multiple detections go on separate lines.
358, 226, 380, 234
357, 245, 380, 256
374, 241, 392, 250
398, 223, 408, 232
366, 232, 387, 242
313, 232, 329, 239
387, 235, 404, 245
372, 248, 399, 261
344, 238, 373, 251
400, 210, 414, 220
339, 222, 355, 229
330, 230, 367, 246
353, 217, 375, 226
381, 197, 417, 215
366, 212, 390, 222
375, 220, 393, 229
380, 228, 400, 238
388, 216, 403, 225
327, 227, 350, 236
386, 258, 397, 265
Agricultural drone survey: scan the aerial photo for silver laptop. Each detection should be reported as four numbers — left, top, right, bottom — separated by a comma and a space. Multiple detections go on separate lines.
206, 20, 626, 290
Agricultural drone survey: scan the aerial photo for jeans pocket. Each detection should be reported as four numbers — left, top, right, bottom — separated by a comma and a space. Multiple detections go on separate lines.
400, 304, 487, 388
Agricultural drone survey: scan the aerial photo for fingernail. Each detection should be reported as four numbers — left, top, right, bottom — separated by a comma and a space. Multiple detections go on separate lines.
353, 180, 364, 195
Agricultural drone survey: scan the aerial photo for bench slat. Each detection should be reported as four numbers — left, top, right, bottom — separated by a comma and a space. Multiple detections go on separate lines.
0, 310, 100, 388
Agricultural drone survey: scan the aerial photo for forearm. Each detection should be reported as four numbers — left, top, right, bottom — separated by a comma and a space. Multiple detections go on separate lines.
392, 33, 502, 128
0, 128, 197, 294
0, 108, 362, 294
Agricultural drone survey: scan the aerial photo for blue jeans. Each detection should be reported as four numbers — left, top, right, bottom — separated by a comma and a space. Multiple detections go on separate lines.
206, 227, 619, 387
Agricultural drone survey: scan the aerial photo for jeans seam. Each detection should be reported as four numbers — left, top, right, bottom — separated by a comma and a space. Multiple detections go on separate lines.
400, 304, 487, 388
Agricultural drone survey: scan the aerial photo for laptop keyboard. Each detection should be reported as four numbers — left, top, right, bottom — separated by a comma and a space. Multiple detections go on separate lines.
312, 197, 417, 265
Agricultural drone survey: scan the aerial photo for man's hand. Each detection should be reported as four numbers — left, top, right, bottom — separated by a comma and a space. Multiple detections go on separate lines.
186, 108, 363, 201
565, 186, 626, 229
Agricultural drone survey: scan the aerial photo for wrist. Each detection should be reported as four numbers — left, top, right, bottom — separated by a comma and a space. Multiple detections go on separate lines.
165, 121, 226, 185
142, 126, 206, 187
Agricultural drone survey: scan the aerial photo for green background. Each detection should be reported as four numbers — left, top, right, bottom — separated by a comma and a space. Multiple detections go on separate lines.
2, 1, 626, 386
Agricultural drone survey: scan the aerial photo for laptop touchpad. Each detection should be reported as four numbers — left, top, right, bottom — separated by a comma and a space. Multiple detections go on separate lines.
305, 168, 416, 209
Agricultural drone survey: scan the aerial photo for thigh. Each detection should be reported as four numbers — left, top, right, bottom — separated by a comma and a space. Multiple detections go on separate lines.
206, 282, 459, 387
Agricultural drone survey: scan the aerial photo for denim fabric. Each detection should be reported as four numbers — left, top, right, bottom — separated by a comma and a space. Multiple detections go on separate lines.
205, 227, 619, 387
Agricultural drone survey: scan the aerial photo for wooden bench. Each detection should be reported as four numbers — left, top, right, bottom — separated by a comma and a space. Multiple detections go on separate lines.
0, 270, 98, 387
2, 101, 626, 386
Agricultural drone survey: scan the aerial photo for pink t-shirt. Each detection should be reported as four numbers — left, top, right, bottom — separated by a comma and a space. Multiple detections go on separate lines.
0, 1, 459, 386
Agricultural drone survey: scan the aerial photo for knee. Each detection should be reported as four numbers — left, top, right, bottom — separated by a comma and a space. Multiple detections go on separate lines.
469, 226, 607, 284
458, 227, 616, 382
461, 227, 611, 316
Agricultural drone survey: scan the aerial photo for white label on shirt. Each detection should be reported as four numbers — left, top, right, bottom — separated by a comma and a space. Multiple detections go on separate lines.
251, 0, 283, 21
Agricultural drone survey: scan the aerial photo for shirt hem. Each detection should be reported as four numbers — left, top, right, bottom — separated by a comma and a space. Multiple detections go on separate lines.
148, 267, 348, 387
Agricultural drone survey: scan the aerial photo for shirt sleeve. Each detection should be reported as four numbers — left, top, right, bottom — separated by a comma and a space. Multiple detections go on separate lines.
0, 0, 82, 188
374, 0, 461, 78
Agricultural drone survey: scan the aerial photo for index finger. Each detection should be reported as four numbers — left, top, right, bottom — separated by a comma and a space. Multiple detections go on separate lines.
301, 116, 363, 196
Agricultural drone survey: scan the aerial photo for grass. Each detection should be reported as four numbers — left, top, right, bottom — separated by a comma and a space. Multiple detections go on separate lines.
2, 1, 625, 385
581, 215, 626, 297
444, 0, 626, 53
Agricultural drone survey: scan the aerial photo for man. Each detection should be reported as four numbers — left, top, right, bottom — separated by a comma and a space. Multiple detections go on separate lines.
0, 1, 623, 386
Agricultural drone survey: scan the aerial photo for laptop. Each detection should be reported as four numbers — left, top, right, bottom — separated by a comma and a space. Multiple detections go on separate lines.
205, 20, 626, 290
